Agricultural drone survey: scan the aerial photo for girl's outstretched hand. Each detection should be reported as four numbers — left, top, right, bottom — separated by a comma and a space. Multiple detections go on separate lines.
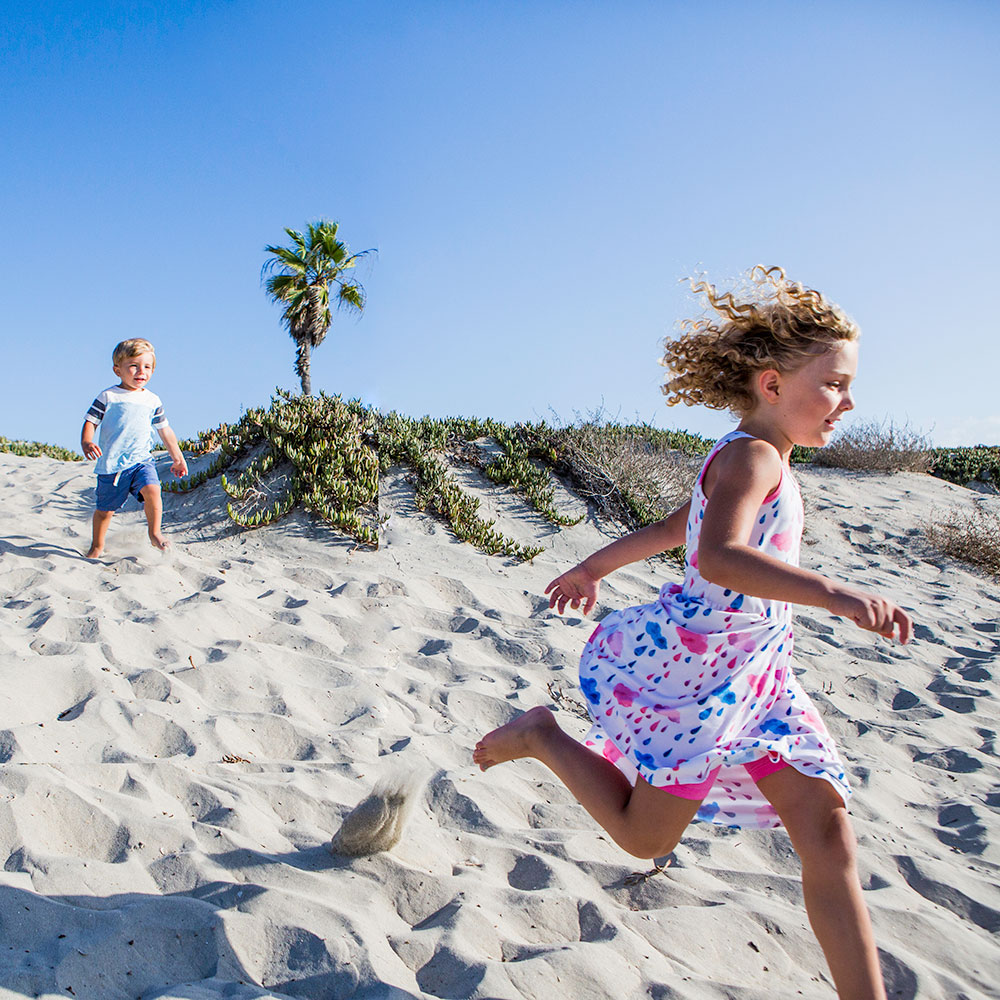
545, 562, 601, 616
830, 588, 913, 644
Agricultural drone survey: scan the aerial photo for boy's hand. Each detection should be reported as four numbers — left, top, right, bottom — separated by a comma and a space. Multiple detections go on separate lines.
545, 562, 601, 616
83, 442, 101, 460
829, 587, 913, 644
171, 456, 189, 477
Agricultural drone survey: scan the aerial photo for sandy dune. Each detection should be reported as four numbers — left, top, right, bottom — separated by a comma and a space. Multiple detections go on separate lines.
0, 449, 997, 999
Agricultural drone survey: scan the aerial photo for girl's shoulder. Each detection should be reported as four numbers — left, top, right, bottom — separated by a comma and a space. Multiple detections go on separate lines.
699, 432, 784, 501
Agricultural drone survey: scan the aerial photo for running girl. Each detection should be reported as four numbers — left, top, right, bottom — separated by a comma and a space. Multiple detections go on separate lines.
474, 266, 911, 1000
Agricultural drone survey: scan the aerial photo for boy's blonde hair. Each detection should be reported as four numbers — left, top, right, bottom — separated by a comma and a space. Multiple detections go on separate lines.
661, 266, 859, 416
112, 338, 157, 370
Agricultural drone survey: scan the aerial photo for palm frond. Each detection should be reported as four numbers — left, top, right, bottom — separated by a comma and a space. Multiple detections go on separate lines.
264, 273, 301, 299
262, 246, 308, 272
337, 281, 366, 312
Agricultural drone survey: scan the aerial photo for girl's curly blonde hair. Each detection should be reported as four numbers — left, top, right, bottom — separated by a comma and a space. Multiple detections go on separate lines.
661, 266, 859, 416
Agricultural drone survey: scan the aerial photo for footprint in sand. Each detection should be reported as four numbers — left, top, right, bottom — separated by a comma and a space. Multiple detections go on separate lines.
895, 856, 1000, 933
128, 669, 175, 703
911, 746, 982, 773
926, 675, 986, 714
957, 662, 992, 683
506, 853, 555, 890
936, 803, 987, 856
891, 689, 922, 710
419, 638, 451, 656
0, 730, 20, 762
912, 623, 946, 645
29, 638, 77, 656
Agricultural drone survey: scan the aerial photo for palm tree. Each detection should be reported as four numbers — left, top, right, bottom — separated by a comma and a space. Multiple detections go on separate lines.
262, 220, 372, 395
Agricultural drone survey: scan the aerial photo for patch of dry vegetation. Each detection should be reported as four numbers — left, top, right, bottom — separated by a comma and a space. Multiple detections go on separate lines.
539, 421, 706, 530
925, 504, 1000, 580
814, 420, 934, 474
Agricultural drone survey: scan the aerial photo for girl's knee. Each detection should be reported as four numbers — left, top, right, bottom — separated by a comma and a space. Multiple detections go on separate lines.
796, 806, 857, 871
618, 781, 701, 859
614, 829, 681, 860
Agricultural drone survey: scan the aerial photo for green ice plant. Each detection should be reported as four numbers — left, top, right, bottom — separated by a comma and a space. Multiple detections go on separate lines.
160, 396, 702, 557
0, 437, 82, 461
150, 397, 717, 559
262, 220, 373, 397
931, 445, 1000, 490
222, 391, 381, 538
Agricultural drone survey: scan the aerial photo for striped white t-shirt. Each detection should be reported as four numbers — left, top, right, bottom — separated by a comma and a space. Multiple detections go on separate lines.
85, 385, 168, 475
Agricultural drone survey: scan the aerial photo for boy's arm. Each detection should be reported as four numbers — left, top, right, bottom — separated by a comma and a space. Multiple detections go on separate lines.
157, 426, 188, 477
545, 500, 691, 615
81, 420, 101, 460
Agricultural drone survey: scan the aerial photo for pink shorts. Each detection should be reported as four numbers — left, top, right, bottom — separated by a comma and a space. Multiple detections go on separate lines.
657, 755, 790, 801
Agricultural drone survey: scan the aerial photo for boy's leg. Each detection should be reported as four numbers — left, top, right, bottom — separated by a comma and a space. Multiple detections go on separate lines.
140, 483, 169, 550
475, 707, 701, 859
87, 511, 113, 558
755, 768, 887, 1000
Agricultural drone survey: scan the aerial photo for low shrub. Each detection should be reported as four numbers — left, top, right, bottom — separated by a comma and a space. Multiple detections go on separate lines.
925, 504, 1000, 580
533, 420, 705, 530
813, 420, 933, 473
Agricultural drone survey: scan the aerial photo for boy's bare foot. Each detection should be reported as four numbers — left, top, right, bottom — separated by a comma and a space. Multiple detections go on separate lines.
149, 531, 170, 551
473, 706, 558, 771
85, 545, 104, 559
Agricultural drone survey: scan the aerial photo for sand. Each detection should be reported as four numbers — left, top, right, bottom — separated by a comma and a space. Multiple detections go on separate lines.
0, 448, 997, 1000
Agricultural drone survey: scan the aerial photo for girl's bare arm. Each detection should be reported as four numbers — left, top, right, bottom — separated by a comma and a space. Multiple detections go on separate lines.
698, 439, 912, 643
546, 501, 690, 615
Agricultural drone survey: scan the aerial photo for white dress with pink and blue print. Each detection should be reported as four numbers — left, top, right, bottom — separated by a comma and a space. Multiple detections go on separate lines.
579, 430, 850, 829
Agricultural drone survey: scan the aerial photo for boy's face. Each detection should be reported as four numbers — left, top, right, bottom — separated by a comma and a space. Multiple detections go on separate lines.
114, 351, 155, 391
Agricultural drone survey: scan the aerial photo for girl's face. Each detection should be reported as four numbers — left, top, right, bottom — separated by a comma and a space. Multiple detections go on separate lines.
764, 340, 858, 449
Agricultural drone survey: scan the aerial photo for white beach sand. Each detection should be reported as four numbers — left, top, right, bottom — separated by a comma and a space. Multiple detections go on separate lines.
0, 449, 997, 999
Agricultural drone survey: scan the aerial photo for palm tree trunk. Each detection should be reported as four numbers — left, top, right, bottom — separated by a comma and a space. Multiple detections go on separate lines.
295, 340, 312, 395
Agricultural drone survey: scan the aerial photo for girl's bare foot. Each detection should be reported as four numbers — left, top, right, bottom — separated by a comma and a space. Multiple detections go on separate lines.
473, 706, 559, 771
149, 531, 170, 551
85, 545, 104, 559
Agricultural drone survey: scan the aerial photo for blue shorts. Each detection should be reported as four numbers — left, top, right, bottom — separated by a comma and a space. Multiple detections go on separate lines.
96, 461, 160, 512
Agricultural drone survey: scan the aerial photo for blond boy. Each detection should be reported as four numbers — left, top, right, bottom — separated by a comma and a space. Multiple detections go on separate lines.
81, 339, 188, 557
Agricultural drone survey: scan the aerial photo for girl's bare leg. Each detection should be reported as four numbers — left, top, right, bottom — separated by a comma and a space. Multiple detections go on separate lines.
141, 485, 169, 550
474, 707, 700, 859
87, 511, 113, 558
756, 768, 887, 1000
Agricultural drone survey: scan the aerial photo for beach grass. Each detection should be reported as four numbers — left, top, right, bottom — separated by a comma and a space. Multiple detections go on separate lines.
926, 504, 1000, 580
811, 419, 934, 473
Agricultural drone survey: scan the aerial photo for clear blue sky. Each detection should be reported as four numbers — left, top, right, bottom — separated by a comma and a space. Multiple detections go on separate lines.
3, 1, 997, 451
